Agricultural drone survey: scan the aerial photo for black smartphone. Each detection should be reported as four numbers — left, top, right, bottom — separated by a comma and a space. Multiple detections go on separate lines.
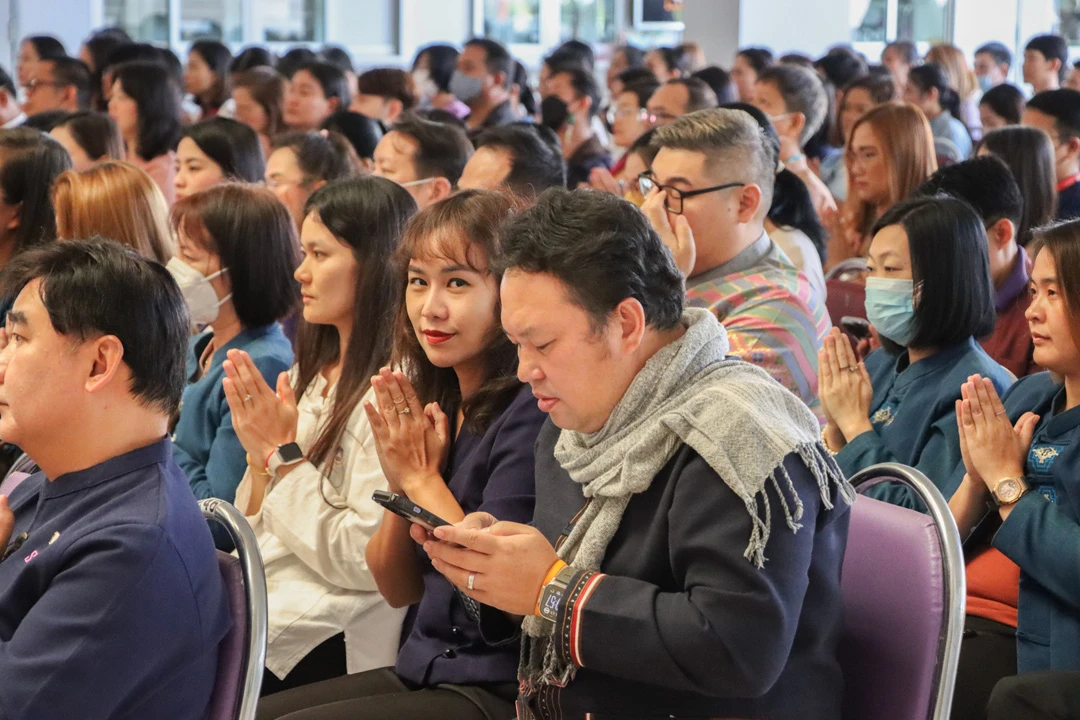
372, 489, 451, 532
840, 316, 873, 342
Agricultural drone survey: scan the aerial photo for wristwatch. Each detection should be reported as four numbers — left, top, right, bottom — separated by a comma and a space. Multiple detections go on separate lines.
267, 442, 305, 477
538, 565, 578, 624
992, 476, 1029, 506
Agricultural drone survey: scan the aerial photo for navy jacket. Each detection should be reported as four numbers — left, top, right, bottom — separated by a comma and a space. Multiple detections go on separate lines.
1057, 179, 1080, 222
0, 438, 231, 720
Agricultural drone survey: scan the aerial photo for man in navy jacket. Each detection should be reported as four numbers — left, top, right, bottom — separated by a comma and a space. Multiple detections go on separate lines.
0, 241, 230, 720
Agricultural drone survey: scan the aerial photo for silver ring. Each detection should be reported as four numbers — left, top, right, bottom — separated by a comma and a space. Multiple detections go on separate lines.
244, 394, 253, 403
848, 366, 858, 373
467, 572, 475, 591
396, 407, 411, 415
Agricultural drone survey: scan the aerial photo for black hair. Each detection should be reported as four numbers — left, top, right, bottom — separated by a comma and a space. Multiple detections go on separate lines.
1026, 88, 1080, 141
414, 107, 467, 129
914, 156, 1023, 232
978, 126, 1058, 246
102, 42, 160, 75
230, 46, 275, 74
668, 77, 719, 112
737, 47, 775, 74
2, 240, 188, 413
511, 60, 537, 117
43, 57, 92, 110
979, 83, 1026, 125
871, 195, 996, 352
780, 53, 815, 69
21, 110, 69, 132
82, 32, 127, 73
413, 44, 459, 93
156, 47, 185, 90
0, 128, 73, 253
550, 65, 602, 118
615, 45, 646, 70
319, 45, 354, 74
474, 123, 566, 198
0, 64, 14, 96
722, 102, 827, 262
53, 111, 124, 162
179, 117, 265, 182
815, 50, 868, 91
619, 75, 660, 110
389, 116, 473, 185
884, 40, 920, 65
24, 36, 66, 62
976, 41, 1013, 69
276, 47, 317, 79
555, 39, 596, 71
617, 67, 658, 89
112, 61, 182, 161
320, 110, 383, 162
691, 66, 736, 105
652, 46, 692, 78
1026, 34, 1070, 81
495, 188, 683, 333
464, 38, 512, 87
188, 39, 233, 111
627, 127, 661, 166
908, 63, 963, 120
271, 131, 357, 184
292, 61, 351, 109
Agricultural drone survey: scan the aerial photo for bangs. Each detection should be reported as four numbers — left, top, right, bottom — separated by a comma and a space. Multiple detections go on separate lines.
170, 194, 215, 251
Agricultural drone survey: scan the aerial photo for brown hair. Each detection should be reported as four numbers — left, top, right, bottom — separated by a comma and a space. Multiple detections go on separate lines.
357, 67, 419, 111
392, 189, 522, 434
925, 44, 979, 101
52, 160, 174, 263
233, 66, 286, 139
1030, 220, 1080, 354
846, 103, 937, 235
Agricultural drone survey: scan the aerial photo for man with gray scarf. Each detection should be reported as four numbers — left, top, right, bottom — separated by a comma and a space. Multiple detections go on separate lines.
420, 188, 853, 720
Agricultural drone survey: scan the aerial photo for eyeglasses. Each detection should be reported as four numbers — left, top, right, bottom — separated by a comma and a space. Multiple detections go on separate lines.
606, 106, 650, 126
22, 79, 65, 93
637, 173, 747, 214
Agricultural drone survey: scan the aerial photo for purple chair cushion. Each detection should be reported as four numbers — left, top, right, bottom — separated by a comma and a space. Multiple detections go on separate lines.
206, 551, 248, 720
839, 494, 946, 720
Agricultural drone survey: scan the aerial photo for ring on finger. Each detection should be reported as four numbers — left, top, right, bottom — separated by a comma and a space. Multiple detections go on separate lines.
244, 394, 253, 403
397, 406, 411, 415
848, 366, 858, 373
467, 572, 476, 591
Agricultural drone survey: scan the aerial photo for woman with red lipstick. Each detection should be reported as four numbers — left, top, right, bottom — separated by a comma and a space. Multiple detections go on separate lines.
256, 189, 547, 720
948, 220, 1080, 719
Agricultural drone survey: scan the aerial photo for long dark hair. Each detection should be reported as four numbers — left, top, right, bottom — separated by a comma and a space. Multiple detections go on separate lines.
113, 61, 182, 161
391, 190, 522, 435
180, 117, 265, 182
908, 63, 963, 123
0, 128, 72, 256
979, 126, 1058, 246
188, 39, 233, 113
295, 176, 418, 470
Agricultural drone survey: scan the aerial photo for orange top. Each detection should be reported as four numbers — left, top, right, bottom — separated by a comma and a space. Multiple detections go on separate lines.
966, 547, 1021, 628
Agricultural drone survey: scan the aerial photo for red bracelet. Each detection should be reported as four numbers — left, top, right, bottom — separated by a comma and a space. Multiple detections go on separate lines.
264, 447, 277, 473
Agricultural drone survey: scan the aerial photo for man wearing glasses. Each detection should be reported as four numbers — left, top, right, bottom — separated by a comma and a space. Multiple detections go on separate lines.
22, 57, 90, 117
645, 77, 718, 128
641, 108, 830, 418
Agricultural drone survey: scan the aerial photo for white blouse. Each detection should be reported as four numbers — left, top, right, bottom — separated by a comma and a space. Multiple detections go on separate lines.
234, 371, 404, 679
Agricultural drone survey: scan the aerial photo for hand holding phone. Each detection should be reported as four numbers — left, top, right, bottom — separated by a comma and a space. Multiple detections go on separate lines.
372, 489, 450, 532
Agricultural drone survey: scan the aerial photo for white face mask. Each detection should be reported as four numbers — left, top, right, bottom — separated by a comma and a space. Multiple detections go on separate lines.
167, 257, 232, 326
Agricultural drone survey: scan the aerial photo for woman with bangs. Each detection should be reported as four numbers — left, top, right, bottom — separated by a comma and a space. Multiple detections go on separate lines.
256, 189, 547, 720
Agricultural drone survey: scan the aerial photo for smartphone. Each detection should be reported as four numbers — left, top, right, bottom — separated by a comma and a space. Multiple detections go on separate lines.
840, 316, 873, 342
372, 489, 451, 532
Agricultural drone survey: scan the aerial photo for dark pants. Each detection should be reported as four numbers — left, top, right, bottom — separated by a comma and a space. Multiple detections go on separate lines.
256, 666, 516, 720
988, 671, 1080, 720
952, 615, 1018, 720
261, 633, 348, 697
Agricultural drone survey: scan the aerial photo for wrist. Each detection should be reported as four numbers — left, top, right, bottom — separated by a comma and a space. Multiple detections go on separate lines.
399, 470, 444, 495
839, 418, 873, 442
823, 423, 846, 453
534, 559, 568, 616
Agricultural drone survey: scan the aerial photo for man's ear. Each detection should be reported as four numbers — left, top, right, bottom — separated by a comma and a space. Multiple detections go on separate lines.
386, 98, 403, 123
613, 297, 647, 355
431, 176, 453, 202
736, 184, 763, 223
1068, 135, 1080, 158
491, 71, 508, 92
84, 335, 125, 395
788, 111, 807, 141
989, 217, 1017, 249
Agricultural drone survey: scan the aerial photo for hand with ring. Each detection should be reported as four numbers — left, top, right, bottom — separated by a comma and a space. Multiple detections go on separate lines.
818, 326, 874, 448
363, 368, 450, 495
222, 349, 299, 466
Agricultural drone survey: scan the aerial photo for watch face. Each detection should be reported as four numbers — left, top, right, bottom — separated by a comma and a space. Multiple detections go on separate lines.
278, 442, 305, 464
997, 478, 1023, 504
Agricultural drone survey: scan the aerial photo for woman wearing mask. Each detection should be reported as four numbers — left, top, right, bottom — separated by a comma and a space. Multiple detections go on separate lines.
185, 40, 233, 120
254, 189, 547, 720
819, 196, 1011, 509
109, 60, 182, 205
175, 117, 265, 202
265, 131, 358, 230
222, 176, 417, 694
978, 127, 1058, 247
904, 63, 973, 164
169, 185, 298, 520
411, 44, 469, 120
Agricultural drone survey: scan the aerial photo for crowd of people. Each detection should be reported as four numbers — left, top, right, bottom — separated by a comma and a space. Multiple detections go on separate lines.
0, 22, 1079, 720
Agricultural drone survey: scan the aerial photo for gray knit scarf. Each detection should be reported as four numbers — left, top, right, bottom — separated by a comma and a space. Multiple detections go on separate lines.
519, 307, 854, 691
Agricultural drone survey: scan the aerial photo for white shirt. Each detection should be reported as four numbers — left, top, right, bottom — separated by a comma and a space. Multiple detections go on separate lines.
2, 112, 27, 129
770, 226, 827, 303
234, 372, 404, 679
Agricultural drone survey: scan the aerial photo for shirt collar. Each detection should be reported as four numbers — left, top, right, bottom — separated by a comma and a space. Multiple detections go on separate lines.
995, 245, 1031, 312
41, 437, 172, 499
2, 112, 26, 129
688, 231, 771, 288
1058, 173, 1080, 193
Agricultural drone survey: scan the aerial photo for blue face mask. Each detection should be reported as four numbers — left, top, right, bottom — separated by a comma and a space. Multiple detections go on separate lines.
865, 276, 917, 347
449, 70, 485, 103
976, 74, 993, 93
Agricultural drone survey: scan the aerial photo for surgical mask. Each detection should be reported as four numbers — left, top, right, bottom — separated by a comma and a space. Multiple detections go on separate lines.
976, 74, 993, 93
412, 69, 438, 101
864, 276, 917, 347
541, 96, 571, 130
449, 70, 484, 103
167, 257, 231, 326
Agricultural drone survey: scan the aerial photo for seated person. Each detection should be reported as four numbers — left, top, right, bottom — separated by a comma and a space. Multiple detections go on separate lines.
0, 240, 229, 718
459, 123, 566, 200
225, 177, 417, 694
424, 188, 854, 719
22, 56, 91, 116
582, 127, 659, 206
455, 39, 518, 134
265, 131, 357, 230
255, 190, 547, 720
284, 61, 350, 132
644, 108, 830, 416
351, 67, 418, 125
607, 71, 658, 176
321, 110, 382, 173
820, 196, 1012, 508
645, 77, 717, 128
1023, 34, 1068, 94
988, 671, 1080, 720
949, 220, 1080, 719
1022, 89, 1080, 221
905, 63, 974, 164
540, 64, 611, 188
371, 115, 473, 210
915, 157, 1038, 378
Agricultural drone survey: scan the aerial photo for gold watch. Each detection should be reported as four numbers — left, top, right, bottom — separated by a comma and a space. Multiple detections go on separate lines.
991, 476, 1028, 506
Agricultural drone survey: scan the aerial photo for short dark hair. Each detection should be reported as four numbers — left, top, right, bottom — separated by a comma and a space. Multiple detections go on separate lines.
617, 67, 658, 90
292, 61, 351, 109
551, 65, 602, 118
230, 46, 275, 74
615, 45, 646, 70
413, 44, 459, 93
271, 130, 358, 184
46, 57, 92, 109
690, 66, 736, 105
474, 124, 566, 198
1, 240, 188, 414
188, 39, 233, 111
976, 41, 1013, 69
1028, 88, 1080, 143
24, 36, 67, 62
464, 38, 512, 87
815, 50, 868, 90
172, 185, 300, 328
737, 47, 775, 74
357, 67, 418, 111
276, 47, 318, 79
1026, 34, 1070, 81
668, 77, 719, 112
102, 43, 160, 75
915, 156, 1023, 231
53, 111, 124, 162
555, 40, 595, 70
758, 64, 829, 143
389, 116, 473, 185
180, 117, 265, 183
979, 83, 1026, 125
0, 64, 14, 96
871, 196, 996, 351
321, 110, 383, 162
319, 45, 354, 74
113, 61, 182, 161
495, 188, 684, 333
619, 75, 660, 110
652, 46, 692, 77
0, 128, 72, 254
21, 110, 70, 132
908, 63, 963, 121
884, 40, 920, 65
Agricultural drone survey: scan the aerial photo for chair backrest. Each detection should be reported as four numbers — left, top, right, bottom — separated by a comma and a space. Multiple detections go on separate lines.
200, 498, 268, 720
0, 471, 30, 497
840, 463, 965, 720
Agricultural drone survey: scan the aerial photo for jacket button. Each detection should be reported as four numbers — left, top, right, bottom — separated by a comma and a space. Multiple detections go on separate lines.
443, 649, 456, 658
451, 626, 461, 636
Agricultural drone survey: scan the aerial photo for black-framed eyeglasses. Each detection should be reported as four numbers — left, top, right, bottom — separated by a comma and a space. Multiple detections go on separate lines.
637, 173, 747, 215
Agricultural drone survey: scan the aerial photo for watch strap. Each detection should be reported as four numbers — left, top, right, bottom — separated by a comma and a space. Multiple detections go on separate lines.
267, 442, 304, 477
